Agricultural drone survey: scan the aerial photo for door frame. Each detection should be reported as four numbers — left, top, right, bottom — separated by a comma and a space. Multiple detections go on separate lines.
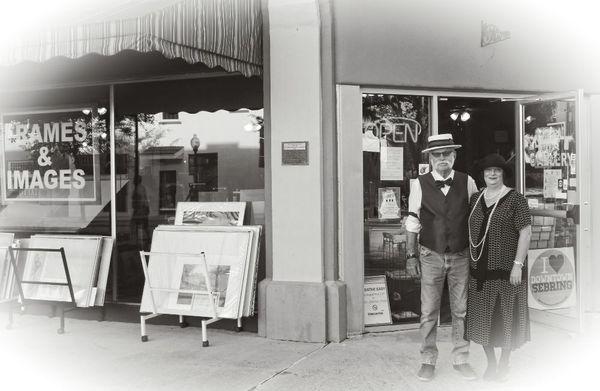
338, 85, 531, 334
517, 90, 591, 332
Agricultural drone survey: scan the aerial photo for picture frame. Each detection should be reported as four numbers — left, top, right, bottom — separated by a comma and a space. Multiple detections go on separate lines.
174, 202, 246, 226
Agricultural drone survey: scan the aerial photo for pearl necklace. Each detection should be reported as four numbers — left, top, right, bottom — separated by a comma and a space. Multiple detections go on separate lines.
468, 186, 506, 262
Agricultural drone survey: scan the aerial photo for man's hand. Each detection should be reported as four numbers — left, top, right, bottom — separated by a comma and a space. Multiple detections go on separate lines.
510, 265, 522, 286
406, 257, 420, 278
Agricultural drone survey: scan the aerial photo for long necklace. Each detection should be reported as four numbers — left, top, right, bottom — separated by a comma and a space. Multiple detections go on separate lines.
468, 186, 505, 262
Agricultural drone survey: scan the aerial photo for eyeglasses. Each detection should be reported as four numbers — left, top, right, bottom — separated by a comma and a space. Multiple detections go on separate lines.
430, 150, 454, 158
484, 168, 503, 174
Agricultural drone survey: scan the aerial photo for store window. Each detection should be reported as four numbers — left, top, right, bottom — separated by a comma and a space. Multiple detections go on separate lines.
361, 93, 431, 325
113, 81, 264, 302
0, 86, 111, 237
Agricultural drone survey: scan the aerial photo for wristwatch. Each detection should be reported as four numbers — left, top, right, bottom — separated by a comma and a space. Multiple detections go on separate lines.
407, 253, 418, 259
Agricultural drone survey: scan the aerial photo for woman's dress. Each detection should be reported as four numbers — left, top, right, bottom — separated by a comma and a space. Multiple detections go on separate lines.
465, 189, 531, 349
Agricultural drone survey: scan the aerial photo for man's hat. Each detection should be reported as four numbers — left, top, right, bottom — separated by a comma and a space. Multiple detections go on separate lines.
421, 134, 462, 153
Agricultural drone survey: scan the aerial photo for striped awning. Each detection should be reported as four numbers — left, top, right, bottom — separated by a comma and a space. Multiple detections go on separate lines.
0, 0, 262, 77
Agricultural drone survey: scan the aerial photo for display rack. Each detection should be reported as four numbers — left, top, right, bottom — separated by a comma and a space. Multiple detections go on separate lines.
7, 246, 78, 334
139, 250, 242, 347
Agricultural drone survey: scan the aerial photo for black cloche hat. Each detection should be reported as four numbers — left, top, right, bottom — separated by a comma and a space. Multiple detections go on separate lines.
478, 153, 512, 176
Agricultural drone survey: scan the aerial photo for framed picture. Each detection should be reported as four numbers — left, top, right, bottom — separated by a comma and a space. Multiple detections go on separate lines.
174, 202, 246, 226
34, 234, 113, 306
378, 187, 401, 219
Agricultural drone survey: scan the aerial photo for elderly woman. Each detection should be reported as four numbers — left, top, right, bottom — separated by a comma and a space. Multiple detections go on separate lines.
465, 153, 532, 381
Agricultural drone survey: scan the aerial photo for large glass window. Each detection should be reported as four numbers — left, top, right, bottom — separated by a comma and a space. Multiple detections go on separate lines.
113, 104, 264, 302
361, 93, 431, 325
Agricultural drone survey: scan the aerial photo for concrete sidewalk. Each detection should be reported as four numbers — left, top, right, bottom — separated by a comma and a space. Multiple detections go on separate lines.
0, 314, 596, 391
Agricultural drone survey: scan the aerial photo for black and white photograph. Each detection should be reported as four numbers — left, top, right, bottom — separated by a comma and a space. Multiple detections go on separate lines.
0, 1, 599, 390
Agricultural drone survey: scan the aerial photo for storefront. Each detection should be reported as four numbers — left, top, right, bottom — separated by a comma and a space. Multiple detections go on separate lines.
333, 0, 600, 337
0, 0, 265, 304
1, 0, 599, 344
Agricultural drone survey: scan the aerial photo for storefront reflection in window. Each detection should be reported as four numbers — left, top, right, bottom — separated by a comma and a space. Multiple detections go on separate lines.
114, 110, 265, 302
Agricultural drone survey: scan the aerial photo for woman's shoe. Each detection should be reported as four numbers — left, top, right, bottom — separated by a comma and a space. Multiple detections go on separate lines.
483, 364, 497, 381
495, 364, 509, 382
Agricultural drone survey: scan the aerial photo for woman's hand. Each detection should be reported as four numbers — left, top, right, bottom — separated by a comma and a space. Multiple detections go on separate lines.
510, 265, 522, 286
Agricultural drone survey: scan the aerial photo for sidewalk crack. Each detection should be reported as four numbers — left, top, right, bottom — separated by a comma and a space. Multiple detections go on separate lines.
247, 343, 330, 390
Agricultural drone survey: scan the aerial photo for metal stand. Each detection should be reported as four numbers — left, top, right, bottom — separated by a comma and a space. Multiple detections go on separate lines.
7, 246, 78, 334
138, 251, 242, 347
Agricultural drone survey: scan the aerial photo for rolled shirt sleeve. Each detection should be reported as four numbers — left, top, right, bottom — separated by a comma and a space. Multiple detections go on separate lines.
405, 179, 422, 233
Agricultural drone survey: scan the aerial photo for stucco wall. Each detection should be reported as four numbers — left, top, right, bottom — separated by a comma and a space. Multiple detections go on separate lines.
333, 0, 600, 93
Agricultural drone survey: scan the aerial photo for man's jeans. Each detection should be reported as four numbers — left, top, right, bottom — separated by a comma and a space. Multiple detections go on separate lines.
419, 245, 470, 366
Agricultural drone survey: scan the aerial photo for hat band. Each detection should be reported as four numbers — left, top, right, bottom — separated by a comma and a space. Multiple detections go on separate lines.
426, 140, 458, 149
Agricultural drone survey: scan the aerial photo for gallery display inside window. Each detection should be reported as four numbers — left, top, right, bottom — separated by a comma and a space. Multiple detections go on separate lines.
0, 79, 265, 305
361, 93, 431, 325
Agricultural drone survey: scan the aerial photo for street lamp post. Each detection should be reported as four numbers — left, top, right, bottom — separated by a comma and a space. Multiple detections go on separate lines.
188, 134, 201, 201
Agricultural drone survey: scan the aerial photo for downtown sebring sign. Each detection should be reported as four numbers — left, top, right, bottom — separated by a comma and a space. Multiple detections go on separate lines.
1, 110, 102, 203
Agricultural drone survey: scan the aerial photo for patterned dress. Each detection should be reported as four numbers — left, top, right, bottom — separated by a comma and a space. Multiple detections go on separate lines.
465, 189, 531, 349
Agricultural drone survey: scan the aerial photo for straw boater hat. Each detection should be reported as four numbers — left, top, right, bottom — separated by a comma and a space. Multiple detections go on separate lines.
421, 134, 462, 153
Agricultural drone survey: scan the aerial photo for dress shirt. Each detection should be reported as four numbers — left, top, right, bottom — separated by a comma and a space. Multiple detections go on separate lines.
405, 170, 478, 234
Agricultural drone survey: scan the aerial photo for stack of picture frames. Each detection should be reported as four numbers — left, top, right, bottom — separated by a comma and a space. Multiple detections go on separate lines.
139, 201, 262, 346
1, 234, 113, 308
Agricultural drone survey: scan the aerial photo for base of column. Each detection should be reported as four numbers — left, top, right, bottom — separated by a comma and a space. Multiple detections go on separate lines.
257, 279, 346, 342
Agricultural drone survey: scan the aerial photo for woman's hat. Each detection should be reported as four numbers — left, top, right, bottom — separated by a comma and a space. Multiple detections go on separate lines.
478, 153, 512, 175
421, 134, 462, 153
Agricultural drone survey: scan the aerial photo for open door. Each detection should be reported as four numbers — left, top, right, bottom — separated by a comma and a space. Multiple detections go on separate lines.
517, 90, 590, 332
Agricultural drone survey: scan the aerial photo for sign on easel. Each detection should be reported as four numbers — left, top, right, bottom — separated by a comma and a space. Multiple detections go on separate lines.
364, 275, 392, 326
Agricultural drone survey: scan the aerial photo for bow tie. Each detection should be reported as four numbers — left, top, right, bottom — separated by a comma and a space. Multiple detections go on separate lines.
435, 178, 453, 189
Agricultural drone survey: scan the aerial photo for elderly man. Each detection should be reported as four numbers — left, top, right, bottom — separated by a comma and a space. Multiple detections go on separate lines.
405, 133, 478, 381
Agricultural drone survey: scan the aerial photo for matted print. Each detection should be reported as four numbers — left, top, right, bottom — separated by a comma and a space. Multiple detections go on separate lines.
174, 202, 246, 226
23, 236, 102, 307
33, 234, 112, 306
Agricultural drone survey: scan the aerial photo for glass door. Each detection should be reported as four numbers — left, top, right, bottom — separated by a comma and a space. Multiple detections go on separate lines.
518, 91, 586, 331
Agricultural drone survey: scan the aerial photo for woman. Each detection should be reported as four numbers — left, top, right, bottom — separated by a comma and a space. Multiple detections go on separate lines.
465, 153, 532, 381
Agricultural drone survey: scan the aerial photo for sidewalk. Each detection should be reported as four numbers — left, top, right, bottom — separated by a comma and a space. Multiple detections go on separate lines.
0, 314, 596, 391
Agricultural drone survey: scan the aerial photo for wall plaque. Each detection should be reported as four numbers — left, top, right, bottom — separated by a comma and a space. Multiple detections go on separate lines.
282, 141, 309, 165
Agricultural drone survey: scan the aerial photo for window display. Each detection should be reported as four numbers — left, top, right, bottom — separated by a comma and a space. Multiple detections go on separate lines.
362, 93, 431, 324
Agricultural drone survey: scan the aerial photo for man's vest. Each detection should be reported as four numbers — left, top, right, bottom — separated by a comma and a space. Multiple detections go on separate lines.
418, 171, 469, 254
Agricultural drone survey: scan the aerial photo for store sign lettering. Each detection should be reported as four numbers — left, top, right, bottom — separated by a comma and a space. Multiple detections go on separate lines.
1, 114, 99, 203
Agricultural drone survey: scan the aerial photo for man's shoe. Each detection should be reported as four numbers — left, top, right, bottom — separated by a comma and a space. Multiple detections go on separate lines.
416, 364, 435, 381
453, 363, 477, 380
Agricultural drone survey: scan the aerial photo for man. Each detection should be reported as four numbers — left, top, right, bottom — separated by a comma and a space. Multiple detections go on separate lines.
405, 133, 478, 381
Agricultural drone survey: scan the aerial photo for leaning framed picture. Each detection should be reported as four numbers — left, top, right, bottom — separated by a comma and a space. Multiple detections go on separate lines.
174, 202, 246, 226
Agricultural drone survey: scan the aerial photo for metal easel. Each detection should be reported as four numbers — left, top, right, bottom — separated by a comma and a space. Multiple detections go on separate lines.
6, 246, 78, 334
139, 251, 242, 347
